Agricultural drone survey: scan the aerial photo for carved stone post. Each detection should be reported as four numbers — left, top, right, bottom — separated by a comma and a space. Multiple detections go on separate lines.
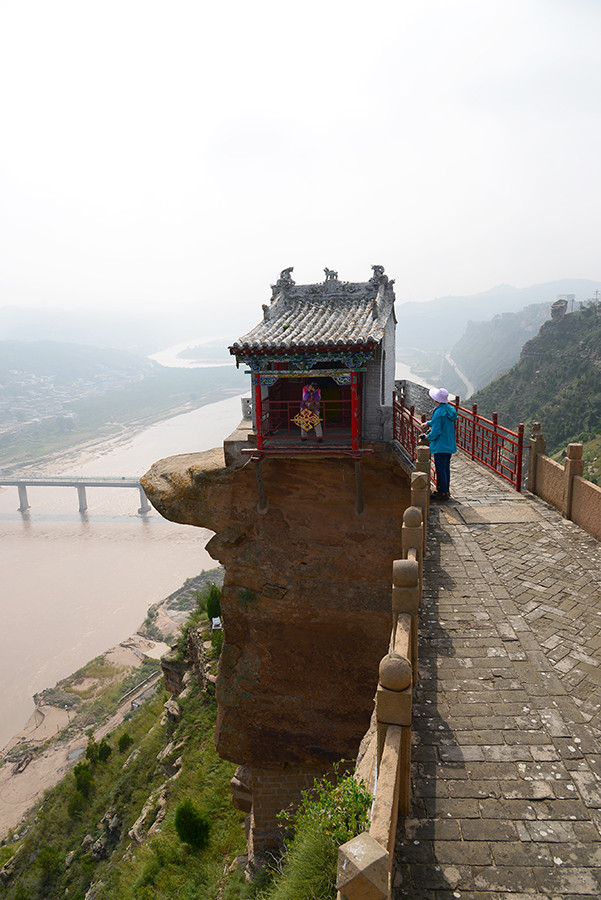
392, 558, 420, 680
563, 443, 585, 519
401, 507, 423, 581
337, 832, 388, 900
527, 423, 546, 494
410, 471, 428, 548
415, 438, 430, 476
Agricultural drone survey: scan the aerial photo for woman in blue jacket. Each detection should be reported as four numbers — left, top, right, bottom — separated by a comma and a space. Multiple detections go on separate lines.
422, 387, 457, 500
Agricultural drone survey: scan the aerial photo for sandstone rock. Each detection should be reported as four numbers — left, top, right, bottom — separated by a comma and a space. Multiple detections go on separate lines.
156, 741, 174, 764
230, 765, 252, 813
91, 836, 107, 860
163, 699, 181, 721
122, 748, 140, 769
129, 786, 168, 843
142, 443, 409, 770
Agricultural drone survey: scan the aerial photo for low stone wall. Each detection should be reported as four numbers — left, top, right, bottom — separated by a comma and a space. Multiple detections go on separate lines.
528, 424, 601, 543
536, 454, 564, 511
395, 379, 434, 418
572, 476, 601, 543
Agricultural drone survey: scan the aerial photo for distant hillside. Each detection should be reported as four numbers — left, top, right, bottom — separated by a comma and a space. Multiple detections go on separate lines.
469, 303, 601, 453
396, 279, 600, 352
0, 340, 246, 468
0, 340, 153, 381
450, 302, 551, 393
0, 307, 197, 355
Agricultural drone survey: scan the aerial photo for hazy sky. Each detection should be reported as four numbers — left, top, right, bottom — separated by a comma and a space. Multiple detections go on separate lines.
1, 0, 600, 337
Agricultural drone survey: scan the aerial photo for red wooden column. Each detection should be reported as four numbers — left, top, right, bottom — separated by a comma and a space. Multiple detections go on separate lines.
350, 371, 359, 452
253, 374, 264, 451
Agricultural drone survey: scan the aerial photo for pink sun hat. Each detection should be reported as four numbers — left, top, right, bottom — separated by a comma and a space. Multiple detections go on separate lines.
429, 387, 449, 404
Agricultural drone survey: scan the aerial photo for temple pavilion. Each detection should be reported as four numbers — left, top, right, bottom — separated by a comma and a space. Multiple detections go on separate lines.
229, 265, 397, 458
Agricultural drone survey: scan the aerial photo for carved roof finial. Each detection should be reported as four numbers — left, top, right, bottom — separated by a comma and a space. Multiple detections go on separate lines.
271, 266, 295, 299
324, 267, 338, 282
370, 265, 388, 286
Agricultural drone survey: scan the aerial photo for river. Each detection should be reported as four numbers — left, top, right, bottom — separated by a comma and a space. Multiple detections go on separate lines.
0, 393, 246, 750
0, 354, 430, 751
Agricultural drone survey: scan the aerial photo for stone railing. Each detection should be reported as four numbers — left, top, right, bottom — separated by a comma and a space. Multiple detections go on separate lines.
528, 424, 601, 543
336, 461, 429, 900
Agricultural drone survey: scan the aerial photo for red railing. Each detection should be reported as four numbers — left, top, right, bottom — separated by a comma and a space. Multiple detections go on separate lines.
393, 395, 425, 464
455, 400, 524, 491
393, 394, 524, 491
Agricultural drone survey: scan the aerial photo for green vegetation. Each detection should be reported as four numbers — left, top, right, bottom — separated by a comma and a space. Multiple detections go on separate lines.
470, 304, 601, 466
259, 768, 371, 900
0, 579, 368, 900
0, 681, 250, 900
552, 430, 601, 488
174, 798, 211, 849
206, 582, 222, 620
174, 583, 219, 660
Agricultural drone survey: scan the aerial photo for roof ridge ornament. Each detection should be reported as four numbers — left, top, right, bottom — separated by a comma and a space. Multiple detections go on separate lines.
324, 267, 339, 282
370, 264, 388, 286
271, 266, 295, 300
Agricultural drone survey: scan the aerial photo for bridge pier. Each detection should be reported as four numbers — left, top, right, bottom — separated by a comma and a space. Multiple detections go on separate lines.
17, 483, 29, 512
138, 487, 151, 515
77, 485, 88, 513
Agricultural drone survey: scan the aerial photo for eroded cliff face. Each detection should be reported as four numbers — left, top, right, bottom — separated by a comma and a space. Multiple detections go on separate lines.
142, 444, 410, 770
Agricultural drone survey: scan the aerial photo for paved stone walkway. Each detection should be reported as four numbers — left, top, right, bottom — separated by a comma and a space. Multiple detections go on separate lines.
394, 453, 601, 899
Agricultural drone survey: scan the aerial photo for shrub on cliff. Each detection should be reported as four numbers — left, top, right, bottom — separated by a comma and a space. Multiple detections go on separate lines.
206, 583, 221, 621
174, 798, 211, 849
73, 762, 95, 799
118, 731, 134, 753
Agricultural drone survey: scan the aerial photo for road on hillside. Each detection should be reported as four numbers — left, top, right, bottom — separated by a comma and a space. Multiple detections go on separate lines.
444, 352, 475, 399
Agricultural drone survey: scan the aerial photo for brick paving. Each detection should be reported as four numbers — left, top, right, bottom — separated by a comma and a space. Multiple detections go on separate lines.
394, 453, 601, 899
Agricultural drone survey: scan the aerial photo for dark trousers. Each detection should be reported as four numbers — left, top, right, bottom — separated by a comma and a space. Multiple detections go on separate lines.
433, 452, 452, 494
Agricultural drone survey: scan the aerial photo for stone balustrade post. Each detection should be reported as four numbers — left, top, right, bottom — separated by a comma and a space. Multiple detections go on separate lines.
562, 442, 585, 519
527, 423, 546, 494
337, 832, 389, 900
392, 558, 420, 679
401, 507, 423, 581
415, 439, 430, 476
410, 471, 429, 548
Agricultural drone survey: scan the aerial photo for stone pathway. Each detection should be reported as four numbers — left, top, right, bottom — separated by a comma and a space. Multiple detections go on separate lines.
394, 453, 601, 899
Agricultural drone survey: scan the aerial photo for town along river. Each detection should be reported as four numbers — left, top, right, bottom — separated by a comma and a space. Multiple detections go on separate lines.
0, 394, 244, 750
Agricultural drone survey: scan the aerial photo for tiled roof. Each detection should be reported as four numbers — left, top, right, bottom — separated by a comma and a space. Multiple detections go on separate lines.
230, 267, 396, 355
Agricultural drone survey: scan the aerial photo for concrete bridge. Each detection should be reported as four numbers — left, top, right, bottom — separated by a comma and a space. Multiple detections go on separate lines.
392, 454, 601, 897
0, 476, 151, 514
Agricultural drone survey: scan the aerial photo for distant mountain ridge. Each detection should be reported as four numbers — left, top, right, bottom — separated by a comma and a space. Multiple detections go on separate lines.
470, 303, 601, 454
0, 307, 196, 356
396, 279, 600, 351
